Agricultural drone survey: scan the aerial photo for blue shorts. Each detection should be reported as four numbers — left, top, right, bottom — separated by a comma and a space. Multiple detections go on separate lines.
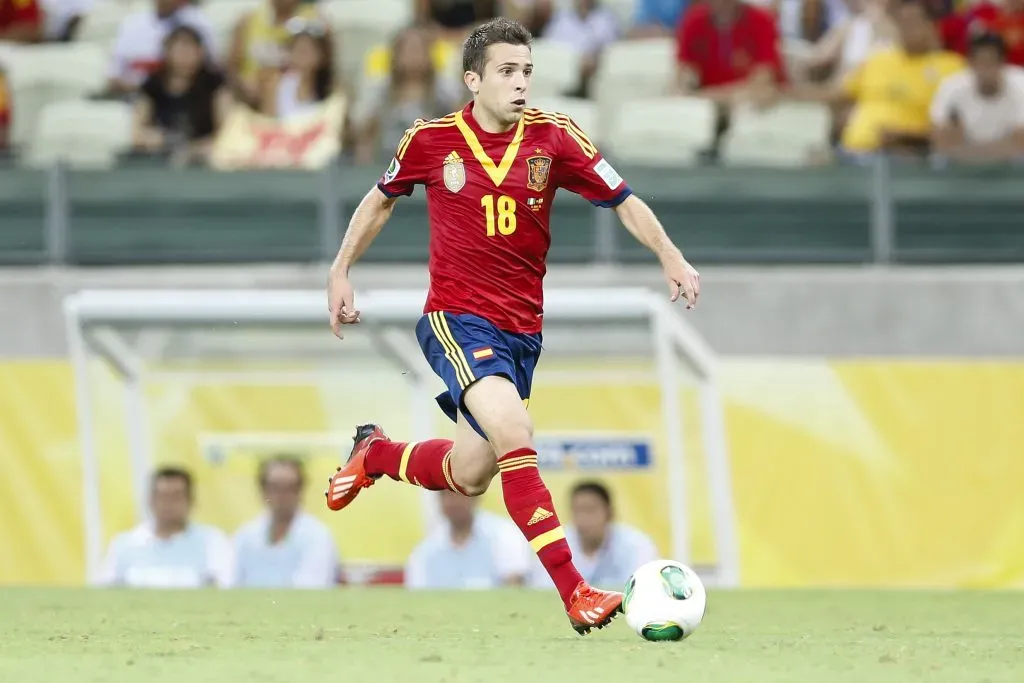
415, 311, 542, 439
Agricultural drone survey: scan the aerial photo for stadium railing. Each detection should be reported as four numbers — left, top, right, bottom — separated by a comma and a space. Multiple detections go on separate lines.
2, 157, 1024, 266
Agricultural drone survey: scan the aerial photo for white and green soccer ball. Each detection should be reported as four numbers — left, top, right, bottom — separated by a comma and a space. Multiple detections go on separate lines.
623, 559, 707, 642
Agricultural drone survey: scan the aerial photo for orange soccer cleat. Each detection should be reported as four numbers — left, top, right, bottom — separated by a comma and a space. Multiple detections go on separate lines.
566, 582, 624, 635
324, 424, 387, 511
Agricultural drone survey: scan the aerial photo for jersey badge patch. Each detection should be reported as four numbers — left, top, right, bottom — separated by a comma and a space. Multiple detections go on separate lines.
443, 151, 466, 193
383, 157, 401, 184
526, 155, 552, 192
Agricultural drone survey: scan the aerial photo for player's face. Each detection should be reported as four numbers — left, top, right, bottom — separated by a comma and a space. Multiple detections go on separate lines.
439, 489, 477, 528
570, 491, 612, 547
261, 462, 303, 519
468, 43, 533, 127
150, 476, 191, 528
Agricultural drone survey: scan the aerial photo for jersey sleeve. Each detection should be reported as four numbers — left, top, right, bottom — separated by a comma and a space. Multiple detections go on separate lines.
376, 122, 431, 198
554, 117, 632, 208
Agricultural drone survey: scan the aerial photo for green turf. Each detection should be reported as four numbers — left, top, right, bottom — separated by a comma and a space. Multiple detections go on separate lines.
1, 588, 1022, 683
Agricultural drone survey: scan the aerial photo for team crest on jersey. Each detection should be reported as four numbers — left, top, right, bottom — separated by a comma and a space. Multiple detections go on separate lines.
526, 155, 552, 192
443, 151, 466, 193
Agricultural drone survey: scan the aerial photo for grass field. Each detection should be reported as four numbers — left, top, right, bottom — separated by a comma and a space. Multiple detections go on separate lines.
1, 588, 1022, 683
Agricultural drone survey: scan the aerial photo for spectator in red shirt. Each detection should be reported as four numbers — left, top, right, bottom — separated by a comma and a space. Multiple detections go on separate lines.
675, 0, 786, 99
959, 0, 1024, 66
674, 0, 786, 159
0, 0, 43, 42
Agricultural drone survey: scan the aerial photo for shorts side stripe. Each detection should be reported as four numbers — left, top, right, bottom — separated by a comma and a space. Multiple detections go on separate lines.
427, 312, 473, 388
433, 312, 476, 386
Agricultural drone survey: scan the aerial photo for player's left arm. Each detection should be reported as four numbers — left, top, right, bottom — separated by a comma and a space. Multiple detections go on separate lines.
555, 122, 700, 308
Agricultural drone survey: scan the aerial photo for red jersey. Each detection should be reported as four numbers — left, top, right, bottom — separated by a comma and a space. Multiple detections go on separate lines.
377, 102, 632, 334
675, 3, 786, 88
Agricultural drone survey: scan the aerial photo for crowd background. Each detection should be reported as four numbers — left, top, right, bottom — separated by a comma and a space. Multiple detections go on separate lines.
0, 0, 1022, 168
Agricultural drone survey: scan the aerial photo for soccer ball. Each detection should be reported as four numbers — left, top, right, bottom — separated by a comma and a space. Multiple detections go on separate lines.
623, 559, 707, 642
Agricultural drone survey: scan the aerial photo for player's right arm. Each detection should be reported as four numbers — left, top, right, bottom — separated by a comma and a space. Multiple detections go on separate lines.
328, 123, 430, 338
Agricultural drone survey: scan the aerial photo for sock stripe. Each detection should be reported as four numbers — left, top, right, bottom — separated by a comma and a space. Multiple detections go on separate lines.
497, 455, 537, 471
529, 526, 566, 553
398, 442, 417, 484
500, 462, 538, 474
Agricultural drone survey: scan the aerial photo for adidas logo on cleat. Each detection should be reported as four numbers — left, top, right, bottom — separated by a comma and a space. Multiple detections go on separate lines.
527, 507, 553, 525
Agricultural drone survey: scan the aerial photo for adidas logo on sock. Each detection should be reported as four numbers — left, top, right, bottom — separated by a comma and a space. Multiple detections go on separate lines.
527, 507, 553, 525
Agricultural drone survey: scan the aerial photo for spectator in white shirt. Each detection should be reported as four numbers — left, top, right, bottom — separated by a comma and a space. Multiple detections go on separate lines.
97, 467, 233, 589
405, 490, 532, 590
528, 480, 658, 591
232, 456, 340, 588
931, 31, 1024, 164
106, 0, 218, 95
542, 0, 620, 97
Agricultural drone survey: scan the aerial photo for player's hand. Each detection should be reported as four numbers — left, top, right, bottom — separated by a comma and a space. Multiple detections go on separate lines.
662, 255, 700, 309
327, 268, 360, 339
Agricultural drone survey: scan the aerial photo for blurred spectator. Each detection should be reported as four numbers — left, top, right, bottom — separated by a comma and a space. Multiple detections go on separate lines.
629, 0, 687, 38
675, 0, 786, 102
41, 0, 93, 41
97, 467, 233, 589
542, 0, 620, 98
931, 31, 1024, 163
404, 490, 532, 590
258, 20, 338, 118
232, 456, 340, 588
227, 0, 330, 108
107, 0, 217, 95
349, 25, 462, 164
527, 481, 658, 592
832, 0, 964, 160
416, 0, 498, 39
0, 0, 43, 42
131, 25, 229, 167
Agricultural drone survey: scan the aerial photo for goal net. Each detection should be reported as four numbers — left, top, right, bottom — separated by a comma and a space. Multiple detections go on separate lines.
63, 287, 738, 588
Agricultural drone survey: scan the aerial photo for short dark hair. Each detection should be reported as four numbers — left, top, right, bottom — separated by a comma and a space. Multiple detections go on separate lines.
462, 17, 533, 76
151, 466, 193, 500
968, 31, 1007, 59
570, 480, 612, 508
257, 455, 306, 489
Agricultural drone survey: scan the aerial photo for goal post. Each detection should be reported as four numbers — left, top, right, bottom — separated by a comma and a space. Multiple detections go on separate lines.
63, 287, 739, 588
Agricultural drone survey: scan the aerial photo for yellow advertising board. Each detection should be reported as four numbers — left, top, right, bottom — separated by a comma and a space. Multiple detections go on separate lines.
1, 359, 1023, 588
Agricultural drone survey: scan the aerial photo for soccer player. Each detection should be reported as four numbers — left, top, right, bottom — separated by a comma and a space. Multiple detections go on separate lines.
324, 17, 700, 635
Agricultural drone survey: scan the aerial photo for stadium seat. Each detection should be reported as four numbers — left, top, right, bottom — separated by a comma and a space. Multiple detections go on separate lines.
321, 0, 412, 89
527, 96, 599, 143
721, 102, 831, 166
602, 0, 638, 31
528, 39, 580, 98
3, 43, 108, 149
26, 99, 133, 169
605, 96, 714, 165
77, 0, 143, 54
591, 38, 675, 138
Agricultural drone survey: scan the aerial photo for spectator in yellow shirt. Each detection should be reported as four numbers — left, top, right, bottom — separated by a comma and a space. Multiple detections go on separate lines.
362, 25, 456, 83
838, 0, 964, 159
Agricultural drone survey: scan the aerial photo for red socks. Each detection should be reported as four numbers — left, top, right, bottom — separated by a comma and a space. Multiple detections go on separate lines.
365, 439, 464, 493
498, 448, 583, 607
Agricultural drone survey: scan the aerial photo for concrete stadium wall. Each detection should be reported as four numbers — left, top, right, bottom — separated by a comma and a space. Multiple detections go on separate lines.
2, 264, 1024, 357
